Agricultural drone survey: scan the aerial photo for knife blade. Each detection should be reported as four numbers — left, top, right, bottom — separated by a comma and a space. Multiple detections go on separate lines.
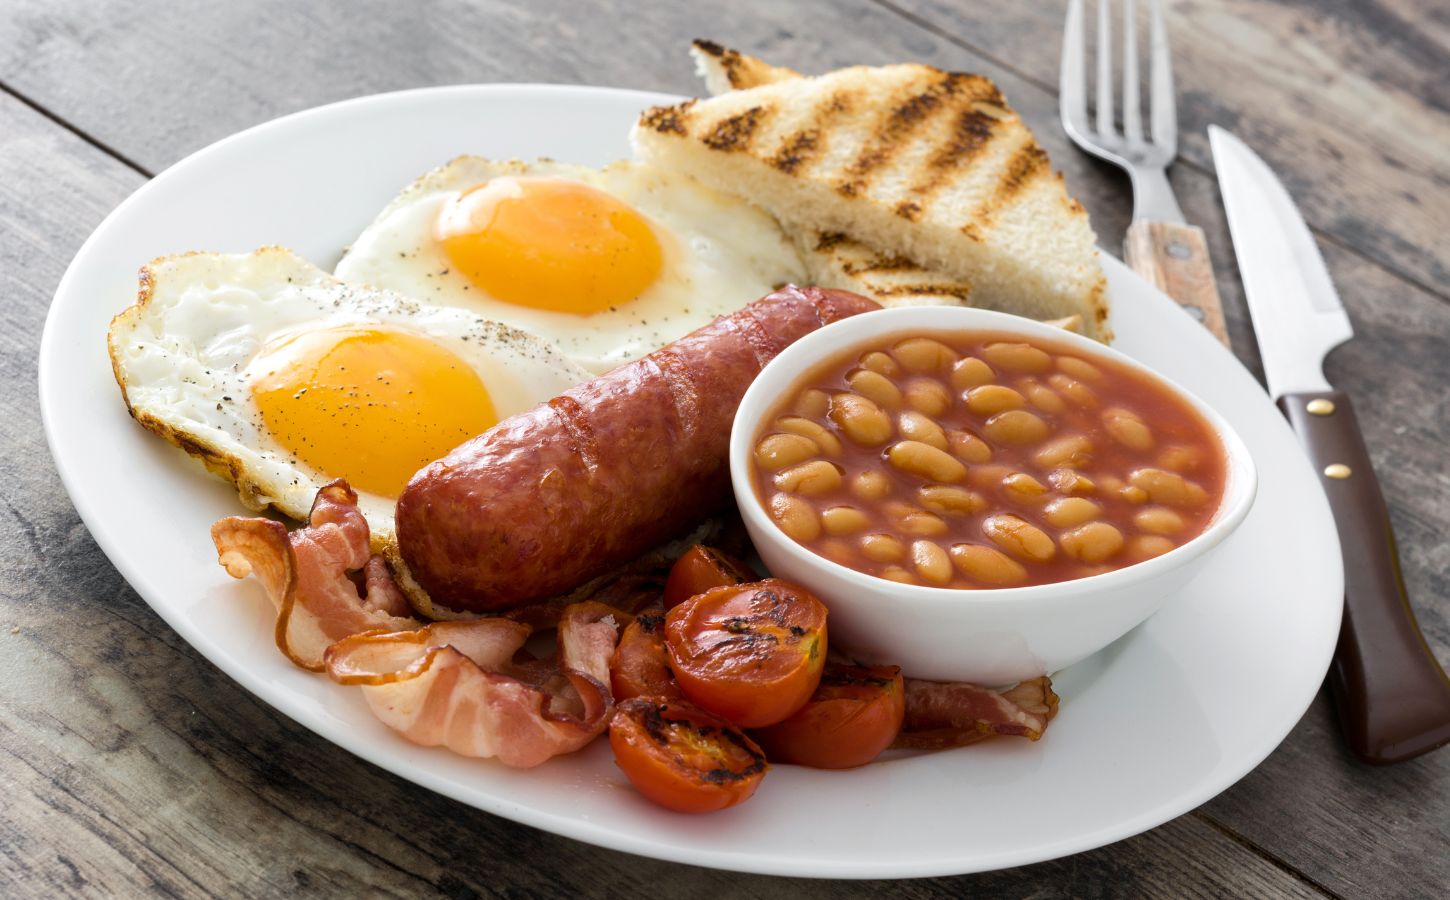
1210, 125, 1450, 764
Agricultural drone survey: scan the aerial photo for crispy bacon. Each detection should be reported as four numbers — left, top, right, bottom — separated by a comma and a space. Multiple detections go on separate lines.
323, 601, 623, 767
892, 676, 1059, 750
211, 481, 417, 671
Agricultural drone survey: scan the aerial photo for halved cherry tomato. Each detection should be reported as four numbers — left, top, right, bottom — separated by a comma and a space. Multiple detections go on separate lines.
609, 611, 680, 701
609, 697, 767, 813
662, 545, 757, 610
752, 663, 905, 769
664, 578, 827, 728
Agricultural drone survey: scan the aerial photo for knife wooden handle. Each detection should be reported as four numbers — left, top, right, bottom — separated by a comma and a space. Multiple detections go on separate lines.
1279, 390, 1450, 764
1124, 221, 1231, 347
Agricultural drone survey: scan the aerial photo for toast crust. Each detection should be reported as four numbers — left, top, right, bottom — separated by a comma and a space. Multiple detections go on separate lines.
691, 39, 801, 94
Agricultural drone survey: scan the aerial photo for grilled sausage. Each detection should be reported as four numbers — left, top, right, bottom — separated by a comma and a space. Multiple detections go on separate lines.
395, 286, 880, 612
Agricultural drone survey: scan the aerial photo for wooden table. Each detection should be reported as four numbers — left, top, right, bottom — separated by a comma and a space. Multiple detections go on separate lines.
3, 1, 1446, 895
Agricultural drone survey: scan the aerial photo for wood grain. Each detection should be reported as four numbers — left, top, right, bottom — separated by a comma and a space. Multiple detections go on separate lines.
1124, 221, 1231, 345
883, 0, 1450, 300
0, 0, 1447, 896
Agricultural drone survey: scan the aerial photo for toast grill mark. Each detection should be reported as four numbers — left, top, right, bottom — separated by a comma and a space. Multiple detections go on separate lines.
649, 349, 702, 443
973, 145, 1051, 227
839, 252, 975, 302
770, 90, 854, 175
640, 100, 696, 135
903, 90, 1002, 212
842, 252, 918, 275
692, 39, 760, 90
836, 72, 977, 198
770, 129, 819, 174
896, 107, 997, 215
814, 232, 848, 252
549, 395, 601, 475
709, 43, 752, 90
703, 106, 767, 152
874, 282, 972, 300
809, 233, 973, 299
693, 39, 730, 61
927, 108, 996, 173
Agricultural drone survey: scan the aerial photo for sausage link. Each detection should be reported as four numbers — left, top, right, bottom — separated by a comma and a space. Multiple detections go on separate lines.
396, 286, 881, 610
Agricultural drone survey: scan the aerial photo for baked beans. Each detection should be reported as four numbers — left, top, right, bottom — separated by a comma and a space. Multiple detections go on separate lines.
750, 330, 1226, 588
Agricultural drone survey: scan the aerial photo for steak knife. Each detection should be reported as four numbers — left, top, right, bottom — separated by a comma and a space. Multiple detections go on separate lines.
1210, 125, 1450, 764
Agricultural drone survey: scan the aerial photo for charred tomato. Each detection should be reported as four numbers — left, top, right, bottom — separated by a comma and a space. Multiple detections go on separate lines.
662, 545, 757, 610
663, 578, 828, 728
609, 697, 768, 813
752, 663, 905, 768
609, 611, 680, 701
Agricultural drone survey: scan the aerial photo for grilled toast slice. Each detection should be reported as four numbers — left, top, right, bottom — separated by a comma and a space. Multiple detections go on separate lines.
637, 48, 1110, 339
801, 225, 1080, 330
799, 229, 975, 307
693, 41, 984, 309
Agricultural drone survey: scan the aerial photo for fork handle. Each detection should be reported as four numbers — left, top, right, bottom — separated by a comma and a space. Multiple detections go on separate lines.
1124, 221, 1231, 347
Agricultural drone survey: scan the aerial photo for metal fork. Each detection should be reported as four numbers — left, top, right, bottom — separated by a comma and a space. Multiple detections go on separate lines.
1060, 0, 1230, 346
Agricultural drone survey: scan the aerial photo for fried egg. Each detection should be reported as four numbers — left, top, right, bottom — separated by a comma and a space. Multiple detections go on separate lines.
109, 247, 591, 540
334, 158, 807, 372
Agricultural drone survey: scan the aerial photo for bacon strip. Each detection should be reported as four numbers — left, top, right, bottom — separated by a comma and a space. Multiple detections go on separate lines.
211, 481, 417, 671
892, 676, 1059, 750
323, 602, 623, 767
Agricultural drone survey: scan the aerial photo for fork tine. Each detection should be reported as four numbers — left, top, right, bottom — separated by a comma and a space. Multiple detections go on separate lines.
1122, 0, 1143, 145
1095, 0, 1115, 136
1149, 0, 1177, 155
1059, 0, 1089, 135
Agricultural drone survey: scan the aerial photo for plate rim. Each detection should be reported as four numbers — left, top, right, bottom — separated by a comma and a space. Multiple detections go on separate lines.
37, 82, 1343, 879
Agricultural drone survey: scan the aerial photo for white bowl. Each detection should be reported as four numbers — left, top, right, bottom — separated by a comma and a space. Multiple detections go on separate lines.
730, 306, 1258, 684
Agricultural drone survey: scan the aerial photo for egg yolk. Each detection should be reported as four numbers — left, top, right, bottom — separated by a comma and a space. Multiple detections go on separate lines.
251, 327, 496, 498
435, 176, 663, 315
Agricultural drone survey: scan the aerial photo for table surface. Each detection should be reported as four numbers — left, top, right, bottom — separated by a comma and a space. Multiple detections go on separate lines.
3, 0, 1447, 896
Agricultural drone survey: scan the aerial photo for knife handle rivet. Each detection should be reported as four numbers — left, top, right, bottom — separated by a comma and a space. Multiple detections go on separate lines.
1325, 463, 1352, 480
1307, 398, 1336, 415
1166, 241, 1191, 260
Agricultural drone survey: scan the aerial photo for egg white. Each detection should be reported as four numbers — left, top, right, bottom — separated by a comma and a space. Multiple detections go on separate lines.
333, 158, 808, 373
109, 247, 592, 541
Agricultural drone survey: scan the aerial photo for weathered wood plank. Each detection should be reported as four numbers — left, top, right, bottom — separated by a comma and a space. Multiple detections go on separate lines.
1, 0, 1447, 895
881, 0, 1450, 299
0, 0, 976, 173
0, 55, 1327, 900
1, 0, 1444, 299
1202, 692, 1450, 900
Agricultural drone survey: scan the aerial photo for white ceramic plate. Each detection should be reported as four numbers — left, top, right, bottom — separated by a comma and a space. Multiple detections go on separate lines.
39, 85, 1342, 879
